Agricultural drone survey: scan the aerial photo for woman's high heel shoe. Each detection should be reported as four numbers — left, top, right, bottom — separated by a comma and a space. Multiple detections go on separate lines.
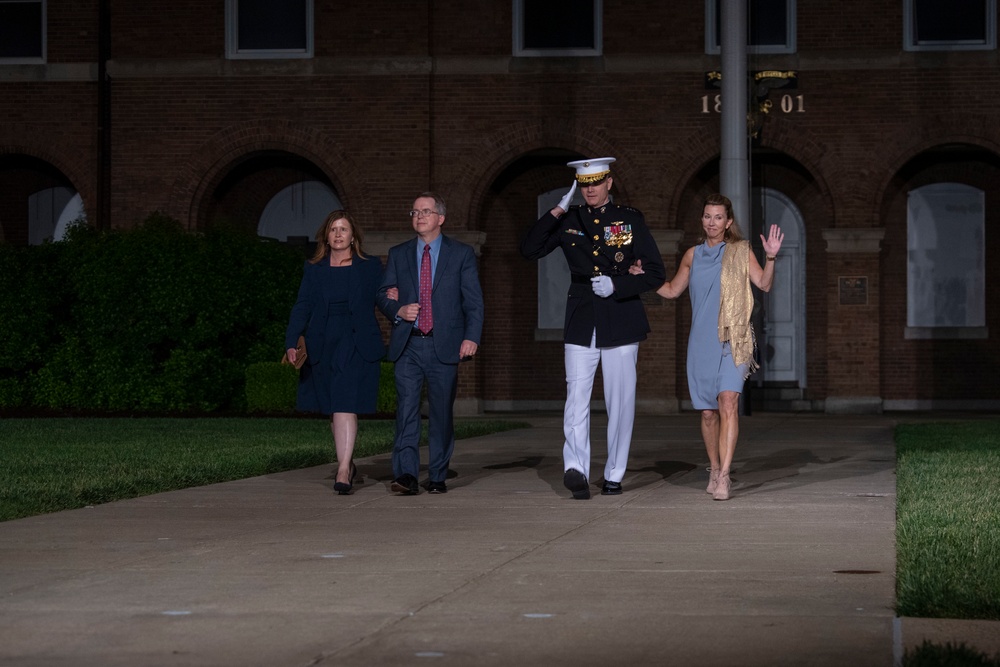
334, 462, 356, 495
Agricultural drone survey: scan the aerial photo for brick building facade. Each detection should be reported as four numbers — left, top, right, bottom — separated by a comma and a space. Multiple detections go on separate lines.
2, 1, 997, 413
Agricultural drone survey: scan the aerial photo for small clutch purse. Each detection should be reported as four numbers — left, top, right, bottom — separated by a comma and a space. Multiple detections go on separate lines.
281, 336, 308, 370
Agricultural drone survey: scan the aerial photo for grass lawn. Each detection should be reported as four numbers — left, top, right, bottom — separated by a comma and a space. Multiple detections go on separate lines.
0, 416, 529, 522
895, 419, 1000, 621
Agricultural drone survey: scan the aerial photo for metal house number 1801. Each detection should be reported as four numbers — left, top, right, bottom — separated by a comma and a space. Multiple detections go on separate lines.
701, 94, 806, 113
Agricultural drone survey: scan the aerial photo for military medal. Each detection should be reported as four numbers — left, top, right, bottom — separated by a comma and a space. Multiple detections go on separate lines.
615, 251, 624, 263
605, 223, 633, 248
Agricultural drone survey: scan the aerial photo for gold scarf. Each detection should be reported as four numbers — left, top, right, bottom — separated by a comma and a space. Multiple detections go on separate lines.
718, 240, 759, 379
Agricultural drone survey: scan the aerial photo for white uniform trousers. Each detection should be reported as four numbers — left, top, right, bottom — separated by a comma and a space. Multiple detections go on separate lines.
562, 330, 639, 483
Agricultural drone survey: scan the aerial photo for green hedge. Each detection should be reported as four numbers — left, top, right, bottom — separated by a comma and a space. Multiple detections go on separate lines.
245, 362, 299, 413
0, 214, 305, 412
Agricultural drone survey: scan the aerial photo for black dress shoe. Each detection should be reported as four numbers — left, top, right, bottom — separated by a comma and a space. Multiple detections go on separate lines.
563, 468, 591, 500
426, 480, 447, 494
390, 474, 419, 495
601, 480, 623, 495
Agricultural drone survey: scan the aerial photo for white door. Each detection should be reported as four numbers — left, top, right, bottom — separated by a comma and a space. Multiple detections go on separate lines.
754, 188, 805, 386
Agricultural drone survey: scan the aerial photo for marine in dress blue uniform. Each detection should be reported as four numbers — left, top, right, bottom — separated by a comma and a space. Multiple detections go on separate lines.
520, 158, 665, 499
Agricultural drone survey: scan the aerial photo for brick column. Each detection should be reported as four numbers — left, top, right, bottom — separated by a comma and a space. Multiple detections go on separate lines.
821, 228, 885, 414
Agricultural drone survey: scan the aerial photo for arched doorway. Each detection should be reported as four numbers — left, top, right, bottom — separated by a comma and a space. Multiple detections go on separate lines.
0, 154, 80, 246
879, 143, 1000, 408
198, 150, 341, 246
753, 187, 806, 389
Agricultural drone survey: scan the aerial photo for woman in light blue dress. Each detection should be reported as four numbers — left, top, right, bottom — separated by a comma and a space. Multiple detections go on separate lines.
632, 194, 783, 499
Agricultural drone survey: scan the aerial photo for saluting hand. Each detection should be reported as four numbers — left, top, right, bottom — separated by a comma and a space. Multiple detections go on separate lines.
552, 180, 578, 216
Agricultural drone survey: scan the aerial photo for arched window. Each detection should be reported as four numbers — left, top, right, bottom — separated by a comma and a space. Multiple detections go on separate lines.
28, 186, 79, 244
906, 183, 986, 337
257, 180, 341, 243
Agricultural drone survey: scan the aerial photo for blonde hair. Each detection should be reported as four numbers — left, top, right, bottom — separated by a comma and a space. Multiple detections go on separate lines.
309, 210, 367, 264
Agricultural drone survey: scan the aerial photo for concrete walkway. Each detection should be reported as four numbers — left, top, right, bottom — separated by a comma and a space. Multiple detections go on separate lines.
0, 413, 913, 666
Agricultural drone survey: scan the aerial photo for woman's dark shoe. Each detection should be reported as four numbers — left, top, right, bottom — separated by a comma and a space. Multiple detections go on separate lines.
334, 462, 355, 495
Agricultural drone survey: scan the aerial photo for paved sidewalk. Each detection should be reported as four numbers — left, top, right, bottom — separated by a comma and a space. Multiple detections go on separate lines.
1, 413, 900, 666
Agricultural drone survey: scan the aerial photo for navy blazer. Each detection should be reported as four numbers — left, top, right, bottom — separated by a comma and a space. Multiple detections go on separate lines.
285, 255, 386, 366
376, 235, 484, 364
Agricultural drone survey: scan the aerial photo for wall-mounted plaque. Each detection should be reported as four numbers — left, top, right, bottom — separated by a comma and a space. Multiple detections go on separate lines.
839, 276, 868, 306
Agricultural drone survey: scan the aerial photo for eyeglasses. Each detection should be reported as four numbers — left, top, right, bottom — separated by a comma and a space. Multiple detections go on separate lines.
409, 209, 440, 218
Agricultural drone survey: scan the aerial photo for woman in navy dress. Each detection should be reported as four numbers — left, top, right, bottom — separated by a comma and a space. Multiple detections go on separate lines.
632, 194, 783, 500
285, 211, 386, 495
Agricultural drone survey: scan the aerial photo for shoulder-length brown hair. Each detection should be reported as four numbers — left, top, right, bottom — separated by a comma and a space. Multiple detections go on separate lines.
698, 193, 744, 244
309, 210, 368, 264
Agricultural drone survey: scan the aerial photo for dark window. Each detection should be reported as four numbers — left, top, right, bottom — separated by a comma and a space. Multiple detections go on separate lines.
708, 0, 795, 53
913, 0, 987, 43
749, 0, 788, 46
226, 0, 312, 58
237, 0, 307, 51
0, 1, 43, 60
515, 0, 601, 56
523, 0, 595, 50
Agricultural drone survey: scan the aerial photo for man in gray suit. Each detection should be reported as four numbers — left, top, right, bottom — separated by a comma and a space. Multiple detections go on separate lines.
377, 192, 485, 495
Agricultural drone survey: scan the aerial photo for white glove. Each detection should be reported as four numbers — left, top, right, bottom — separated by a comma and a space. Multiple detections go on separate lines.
556, 181, 578, 212
591, 275, 614, 298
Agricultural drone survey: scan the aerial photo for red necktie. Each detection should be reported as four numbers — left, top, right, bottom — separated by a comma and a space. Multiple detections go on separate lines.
419, 245, 434, 333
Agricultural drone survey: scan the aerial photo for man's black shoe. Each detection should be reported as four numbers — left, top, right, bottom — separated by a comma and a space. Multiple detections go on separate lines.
426, 480, 448, 494
390, 474, 419, 495
563, 468, 591, 500
601, 480, 623, 495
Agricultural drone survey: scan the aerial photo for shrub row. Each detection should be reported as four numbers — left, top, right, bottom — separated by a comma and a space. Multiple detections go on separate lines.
0, 215, 305, 412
